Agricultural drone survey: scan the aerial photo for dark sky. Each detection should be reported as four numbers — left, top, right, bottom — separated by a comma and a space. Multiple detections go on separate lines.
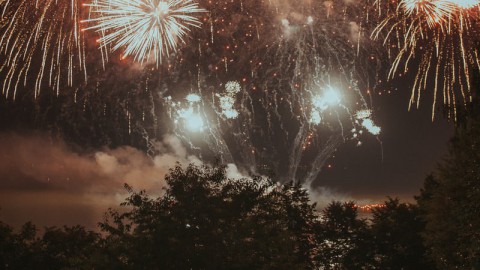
319, 89, 453, 202
0, 88, 454, 229
0, 0, 457, 229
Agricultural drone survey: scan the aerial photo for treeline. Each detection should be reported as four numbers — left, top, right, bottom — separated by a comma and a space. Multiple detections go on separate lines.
0, 164, 429, 269
1, 114, 480, 269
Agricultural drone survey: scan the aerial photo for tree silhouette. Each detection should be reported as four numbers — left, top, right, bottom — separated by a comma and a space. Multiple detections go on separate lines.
0, 222, 102, 270
417, 107, 480, 269
370, 198, 434, 269
99, 163, 320, 269
315, 201, 374, 269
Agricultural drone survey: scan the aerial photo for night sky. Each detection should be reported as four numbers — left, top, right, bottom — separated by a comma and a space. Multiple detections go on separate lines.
0, 0, 463, 229
318, 89, 453, 203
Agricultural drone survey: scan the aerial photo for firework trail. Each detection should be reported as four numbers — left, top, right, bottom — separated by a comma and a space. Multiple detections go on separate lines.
84, 0, 205, 65
372, 0, 480, 119
1, 0, 383, 188
0, 0, 87, 99
257, 0, 380, 184
158, 0, 382, 186
3, 0, 478, 192
164, 91, 236, 164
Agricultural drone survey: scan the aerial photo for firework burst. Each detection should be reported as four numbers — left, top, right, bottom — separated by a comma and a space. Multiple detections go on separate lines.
449, 0, 480, 9
0, 0, 86, 99
401, 0, 455, 27
84, 0, 205, 65
372, 0, 480, 119
1, 0, 383, 187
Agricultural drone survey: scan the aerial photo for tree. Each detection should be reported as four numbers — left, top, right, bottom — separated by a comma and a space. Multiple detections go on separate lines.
316, 201, 374, 269
0, 221, 16, 269
38, 226, 102, 269
417, 108, 480, 269
0, 221, 102, 269
100, 163, 320, 269
370, 198, 434, 269
0, 221, 42, 269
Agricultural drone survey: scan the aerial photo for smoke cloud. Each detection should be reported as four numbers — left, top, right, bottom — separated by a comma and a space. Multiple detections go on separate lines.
0, 132, 201, 230
306, 185, 375, 209
0, 132, 368, 230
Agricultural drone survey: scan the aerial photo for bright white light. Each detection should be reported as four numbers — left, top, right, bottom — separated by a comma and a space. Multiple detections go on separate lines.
225, 81, 241, 94
215, 81, 240, 119
362, 119, 381, 135
447, 0, 479, 9
156, 1, 170, 15
355, 109, 372, 120
312, 86, 341, 111
219, 96, 238, 119
84, 0, 205, 65
311, 95, 327, 111
185, 114, 204, 132
178, 107, 204, 132
323, 87, 341, 106
186, 94, 202, 103
310, 109, 322, 125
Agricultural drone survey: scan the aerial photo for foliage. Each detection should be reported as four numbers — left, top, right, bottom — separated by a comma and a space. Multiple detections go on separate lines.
316, 201, 374, 269
0, 222, 101, 269
99, 163, 319, 269
2, 153, 479, 269
370, 198, 434, 269
417, 108, 480, 269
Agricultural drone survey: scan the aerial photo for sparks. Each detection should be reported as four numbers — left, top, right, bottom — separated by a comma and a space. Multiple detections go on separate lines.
312, 86, 341, 112
84, 0, 205, 65
0, 0, 86, 99
448, 0, 480, 9
216, 81, 240, 119
372, 0, 480, 119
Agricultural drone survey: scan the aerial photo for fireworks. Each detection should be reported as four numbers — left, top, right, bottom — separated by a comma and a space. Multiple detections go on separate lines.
311, 86, 342, 113
401, 0, 453, 26
215, 81, 241, 120
0, 0, 86, 98
165, 94, 205, 133
309, 86, 342, 125
355, 110, 381, 136
10, 0, 472, 187
355, 109, 373, 120
361, 119, 381, 136
186, 93, 202, 103
84, 0, 205, 65
400, 0, 480, 27
179, 108, 205, 132
309, 111, 322, 125
448, 0, 480, 9
308, 87, 381, 136
372, 0, 480, 119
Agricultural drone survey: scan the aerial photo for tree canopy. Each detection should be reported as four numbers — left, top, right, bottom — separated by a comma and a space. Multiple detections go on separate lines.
1, 148, 479, 269
416, 108, 480, 269
97, 163, 319, 269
